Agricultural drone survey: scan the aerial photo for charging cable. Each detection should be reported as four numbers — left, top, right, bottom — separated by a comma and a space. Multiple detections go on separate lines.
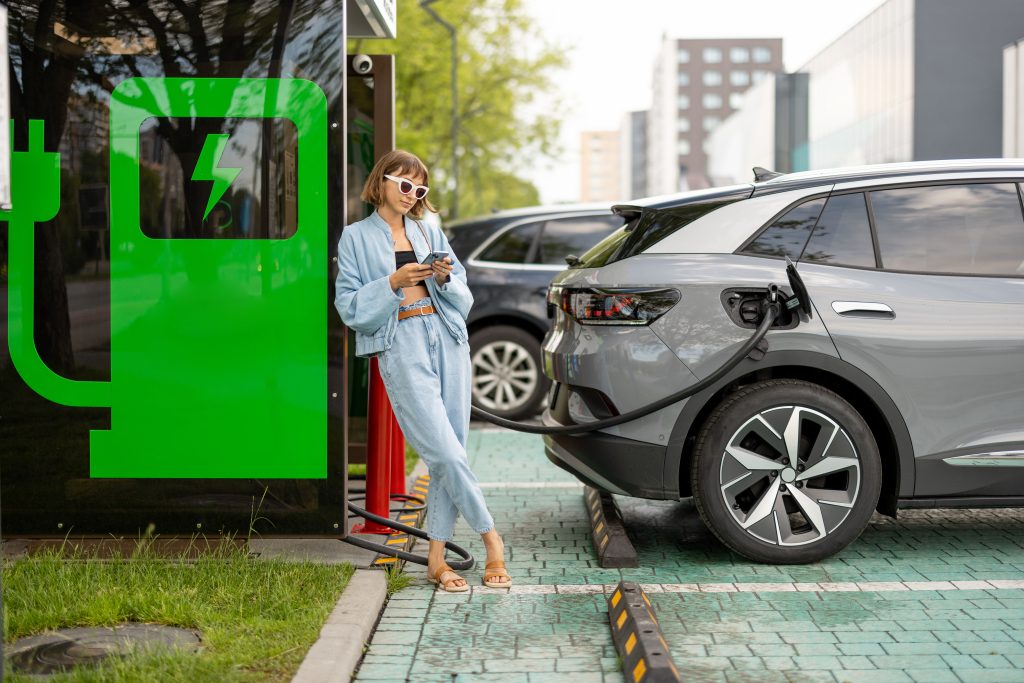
470, 299, 782, 435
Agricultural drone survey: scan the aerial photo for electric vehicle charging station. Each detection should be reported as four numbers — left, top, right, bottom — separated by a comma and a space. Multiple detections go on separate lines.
0, 0, 410, 543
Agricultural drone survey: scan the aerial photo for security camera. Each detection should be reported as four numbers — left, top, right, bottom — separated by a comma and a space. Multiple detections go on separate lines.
352, 54, 373, 75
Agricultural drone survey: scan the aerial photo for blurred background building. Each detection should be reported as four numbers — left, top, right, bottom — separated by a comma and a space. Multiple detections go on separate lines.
579, 130, 621, 202
703, 0, 1024, 186
706, 73, 808, 186
619, 110, 647, 200
646, 36, 783, 195
1005, 38, 1024, 158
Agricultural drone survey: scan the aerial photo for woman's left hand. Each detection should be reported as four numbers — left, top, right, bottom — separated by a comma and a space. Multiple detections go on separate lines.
432, 257, 454, 284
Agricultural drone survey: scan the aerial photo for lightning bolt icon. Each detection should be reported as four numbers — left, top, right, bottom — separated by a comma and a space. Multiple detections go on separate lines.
192, 134, 241, 221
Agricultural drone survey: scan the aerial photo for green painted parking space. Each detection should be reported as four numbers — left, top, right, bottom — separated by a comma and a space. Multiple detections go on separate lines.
358, 587, 621, 682
354, 429, 1024, 682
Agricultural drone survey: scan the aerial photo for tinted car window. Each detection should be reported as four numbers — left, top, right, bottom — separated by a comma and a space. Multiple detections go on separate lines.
476, 221, 540, 263
870, 183, 1024, 276
743, 197, 826, 259
800, 193, 876, 268
536, 215, 623, 265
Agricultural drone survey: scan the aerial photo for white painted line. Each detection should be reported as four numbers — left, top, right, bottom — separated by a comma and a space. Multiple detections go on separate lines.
737, 583, 797, 592
661, 583, 701, 593
858, 582, 909, 592
698, 583, 737, 593
554, 584, 607, 594
904, 581, 955, 591
426, 579, 1021, 596
818, 582, 862, 592
952, 580, 994, 590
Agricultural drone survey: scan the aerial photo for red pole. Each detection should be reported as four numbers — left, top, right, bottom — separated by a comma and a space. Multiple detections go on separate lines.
389, 404, 406, 496
352, 357, 396, 534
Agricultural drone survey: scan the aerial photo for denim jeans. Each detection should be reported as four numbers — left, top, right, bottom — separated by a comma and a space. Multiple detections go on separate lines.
379, 297, 494, 541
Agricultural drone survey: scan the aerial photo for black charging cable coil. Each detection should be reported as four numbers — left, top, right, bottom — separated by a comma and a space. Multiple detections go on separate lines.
470, 300, 782, 435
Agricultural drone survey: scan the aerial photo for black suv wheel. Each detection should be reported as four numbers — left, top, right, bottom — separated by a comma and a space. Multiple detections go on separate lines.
469, 325, 549, 421
691, 379, 881, 564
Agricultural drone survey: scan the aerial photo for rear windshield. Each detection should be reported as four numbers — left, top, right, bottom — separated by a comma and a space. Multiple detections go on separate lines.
572, 198, 741, 269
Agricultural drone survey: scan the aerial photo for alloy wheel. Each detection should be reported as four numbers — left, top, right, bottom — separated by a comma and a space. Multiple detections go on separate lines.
471, 340, 539, 413
719, 405, 861, 547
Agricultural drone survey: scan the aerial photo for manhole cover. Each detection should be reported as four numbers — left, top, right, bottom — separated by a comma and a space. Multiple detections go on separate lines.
7, 623, 201, 675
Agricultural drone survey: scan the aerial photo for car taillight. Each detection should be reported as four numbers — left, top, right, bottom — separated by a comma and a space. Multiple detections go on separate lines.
553, 287, 680, 326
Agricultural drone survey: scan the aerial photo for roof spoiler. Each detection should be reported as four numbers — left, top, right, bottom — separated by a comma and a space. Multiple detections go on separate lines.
611, 205, 643, 221
753, 166, 785, 182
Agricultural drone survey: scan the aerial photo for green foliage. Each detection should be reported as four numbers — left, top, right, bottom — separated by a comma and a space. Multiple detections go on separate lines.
3, 542, 354, 682
383, 563, 414, 596
349, 0, 566, 218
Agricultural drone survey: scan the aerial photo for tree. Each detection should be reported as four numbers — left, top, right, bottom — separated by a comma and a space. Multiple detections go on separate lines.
349, 0, 567, 218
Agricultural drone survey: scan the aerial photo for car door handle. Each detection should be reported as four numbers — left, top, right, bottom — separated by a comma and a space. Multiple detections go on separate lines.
831, 301, 895, 319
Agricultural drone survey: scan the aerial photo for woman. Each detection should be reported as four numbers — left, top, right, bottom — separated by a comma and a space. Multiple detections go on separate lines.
335, 150, 511, 592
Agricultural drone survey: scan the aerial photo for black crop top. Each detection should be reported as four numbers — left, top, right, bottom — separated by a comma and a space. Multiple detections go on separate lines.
395, 250, 417, 268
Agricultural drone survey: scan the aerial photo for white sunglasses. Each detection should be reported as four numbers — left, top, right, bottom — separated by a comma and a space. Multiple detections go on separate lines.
384, 174, 430, 200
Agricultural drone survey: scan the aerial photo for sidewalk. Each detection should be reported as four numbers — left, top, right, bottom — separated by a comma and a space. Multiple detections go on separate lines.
352, 428, 1024, 683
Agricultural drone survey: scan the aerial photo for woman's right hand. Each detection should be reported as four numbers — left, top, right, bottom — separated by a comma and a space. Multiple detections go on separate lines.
389, 263, 434, 291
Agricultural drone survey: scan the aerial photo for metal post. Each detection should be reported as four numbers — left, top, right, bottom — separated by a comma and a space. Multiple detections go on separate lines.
352, 357, 397, 534
420, 0, 458, 218
389, 408, 407, 496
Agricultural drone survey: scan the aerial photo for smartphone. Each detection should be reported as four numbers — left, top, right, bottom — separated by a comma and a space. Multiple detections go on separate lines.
420, 250, 449, 266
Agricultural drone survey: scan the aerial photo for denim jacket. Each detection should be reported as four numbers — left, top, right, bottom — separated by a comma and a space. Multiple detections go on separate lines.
334, 210, 473, 357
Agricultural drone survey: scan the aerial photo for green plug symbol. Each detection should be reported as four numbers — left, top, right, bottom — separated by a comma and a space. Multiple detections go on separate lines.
0, 119, 110, 408
192, 133, 241, 220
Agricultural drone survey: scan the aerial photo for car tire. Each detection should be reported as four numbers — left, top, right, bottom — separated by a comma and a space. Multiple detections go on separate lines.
469, 325, 549, 421
691, 379, 881, 564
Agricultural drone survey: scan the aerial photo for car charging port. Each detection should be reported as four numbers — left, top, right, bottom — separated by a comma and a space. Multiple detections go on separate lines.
722, 287, 799, 330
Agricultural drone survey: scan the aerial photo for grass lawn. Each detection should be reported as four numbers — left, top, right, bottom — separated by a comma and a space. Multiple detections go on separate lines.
3, 541, 354, 682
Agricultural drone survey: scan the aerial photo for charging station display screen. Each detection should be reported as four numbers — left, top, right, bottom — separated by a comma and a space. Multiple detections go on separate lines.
0, 0, 347, 537
139, 117, 299, 240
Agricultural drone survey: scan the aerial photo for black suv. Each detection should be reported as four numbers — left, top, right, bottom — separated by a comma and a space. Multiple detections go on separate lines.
445, 205, 624, 420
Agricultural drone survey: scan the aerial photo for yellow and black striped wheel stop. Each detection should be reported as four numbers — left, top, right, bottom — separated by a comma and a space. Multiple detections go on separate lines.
371, 474, 430, 569
608, 581, 681, 683
585, 486, 638, 568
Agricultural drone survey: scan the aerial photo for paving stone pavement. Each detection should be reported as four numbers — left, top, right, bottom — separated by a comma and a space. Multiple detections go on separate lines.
353, 429, 1024, 683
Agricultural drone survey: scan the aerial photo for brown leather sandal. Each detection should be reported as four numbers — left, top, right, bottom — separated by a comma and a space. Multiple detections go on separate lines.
482, 560, 512, 588
427, 563, 469, 593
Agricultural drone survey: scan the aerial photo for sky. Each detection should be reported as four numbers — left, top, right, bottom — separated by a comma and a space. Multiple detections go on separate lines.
517, 0, 889, 204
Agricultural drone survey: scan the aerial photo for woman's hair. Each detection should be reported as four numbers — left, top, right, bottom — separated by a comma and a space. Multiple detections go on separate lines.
360, 149, 438, 219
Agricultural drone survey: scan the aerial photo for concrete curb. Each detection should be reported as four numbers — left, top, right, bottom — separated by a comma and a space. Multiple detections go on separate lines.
291, 569, 388, 683
291, 463, 428, 682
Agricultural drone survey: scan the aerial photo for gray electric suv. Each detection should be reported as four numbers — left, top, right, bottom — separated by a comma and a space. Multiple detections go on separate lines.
542, 160, 1024, 564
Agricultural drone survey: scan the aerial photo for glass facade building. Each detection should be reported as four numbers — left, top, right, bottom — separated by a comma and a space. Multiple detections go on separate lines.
707, 0, 1024, 180
647, 36, 783, 194
803, 0, 914, 169
706, 73, 809, 186
1004, 39, 1024, 158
